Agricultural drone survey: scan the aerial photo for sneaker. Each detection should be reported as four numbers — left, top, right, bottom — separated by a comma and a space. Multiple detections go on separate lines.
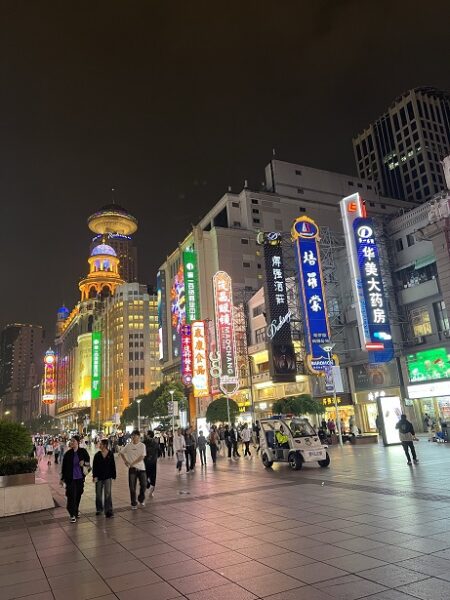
148, 486, 155, 497
131, 505, 137, 510
95, 511, 102, 516
139, 501, 145, 507
76, 512, 81, 518
407, 460, 412, 465
70, 516, 77, 523
413, 459, 419, 463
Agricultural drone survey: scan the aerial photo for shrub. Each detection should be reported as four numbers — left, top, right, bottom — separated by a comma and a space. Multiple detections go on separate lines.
206, 397, 240, 424
0, 421, 33, 459
0, 457, 37, 476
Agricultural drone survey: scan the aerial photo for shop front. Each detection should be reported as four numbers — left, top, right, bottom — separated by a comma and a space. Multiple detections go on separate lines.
253, 376, 311, 419
353, 387, 401, 433
316, 393, 354, 431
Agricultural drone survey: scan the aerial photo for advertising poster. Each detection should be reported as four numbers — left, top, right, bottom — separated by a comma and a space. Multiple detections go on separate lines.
91, 331, 102, 400
213, 271, 239, 396
182, 249, 201, 323
156, 269, 169, 362
406, 347, 450, 382
170, 265, 186, 359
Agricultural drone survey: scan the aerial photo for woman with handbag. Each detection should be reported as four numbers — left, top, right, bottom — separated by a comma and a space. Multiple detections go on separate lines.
60, 435, 91, 523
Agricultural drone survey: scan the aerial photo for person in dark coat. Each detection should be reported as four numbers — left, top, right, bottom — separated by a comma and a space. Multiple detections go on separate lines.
92, 439, 116, 517
143, 430, 159, 497
60, 435, 90, 523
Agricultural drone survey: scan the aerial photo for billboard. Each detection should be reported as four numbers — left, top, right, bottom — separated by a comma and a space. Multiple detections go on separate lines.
181, 324, 193, 385
191, 320, 209, 397
91, 332, 102, 400
213, 271, 239, 396
42, 349, 56, 404
182, 249, 200, 323
156, 269, 168, 362
170, 264, 186, 359
259, 231, 296, 382
292, 216, 331, 374
406, 347, 450, 382
353, 361, 400, 391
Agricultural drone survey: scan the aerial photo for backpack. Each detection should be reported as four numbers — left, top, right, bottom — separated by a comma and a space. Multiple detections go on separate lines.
399, 421, 410, 434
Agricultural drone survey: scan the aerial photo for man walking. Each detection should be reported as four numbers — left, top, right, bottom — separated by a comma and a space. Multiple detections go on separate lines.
231, 424, 240, 458
119, 430, 147, 509
93, 439, 116, 517
224, 425, 232, 459
184, 427, 196, 472
197, 430, 207, 466
143, 430, 159, 497
395, 414, 419, 465
241, 423, 252, 457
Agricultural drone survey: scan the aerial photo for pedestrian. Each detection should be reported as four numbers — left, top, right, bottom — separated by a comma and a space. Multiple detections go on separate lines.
174, 428, 186, 473
321, 418, 327, 431
159, 431, 166, 457
53, 438, 60, 464
36, 442, 45, 469
60, 435, 91, 523
143, 430, 159, 497
93, 439, 116, 518
197, 430, 207, 466
241, 423, 252, 457
184, 427, 196, 472
167, 430, 174, 457
119, 430, 147, 509
224, 424, 232, 459
208, 426, 219, 464
395, 414, 419, 466
327, 418, 336, 436
46, 439, 54, 466
231, 424, 240, 458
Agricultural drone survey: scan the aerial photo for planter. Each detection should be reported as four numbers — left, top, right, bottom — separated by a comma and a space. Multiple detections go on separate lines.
0, 472, 35, 488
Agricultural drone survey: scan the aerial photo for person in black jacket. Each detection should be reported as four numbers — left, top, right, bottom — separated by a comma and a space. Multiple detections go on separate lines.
60, 435, 90, 523
143, 430, 159, 497
93, 439, 116, 517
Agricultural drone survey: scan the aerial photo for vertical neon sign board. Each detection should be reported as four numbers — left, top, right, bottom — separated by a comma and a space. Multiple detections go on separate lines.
181, 324, 193, 385
91, 332, 102, 400
353, 218, 394, 362
191, 320, 209, 397
213, 271, 239, 395
292, 216, 331, 374
42, 349, 56, 404
157, 269, 168, 361
182, 249, 200, 323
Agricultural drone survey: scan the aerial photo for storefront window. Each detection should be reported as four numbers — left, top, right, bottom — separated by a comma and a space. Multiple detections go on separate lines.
410, 306, 432, 336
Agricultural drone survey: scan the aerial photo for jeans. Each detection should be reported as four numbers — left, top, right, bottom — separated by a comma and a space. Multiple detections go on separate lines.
145, 460, 157, 487
227, 441, 232, 458
402, 441, 417, 462
128, 468, 146, 505
199, 447, 206, 465
210, 443, 218, 464
232, 442, 240, 457
159, 443, 166, 458
167, 444, 174, 457
244, 441, 251, 456
95, 479, 113, 515
66, 478, 84, 517
185, 447, 196, 471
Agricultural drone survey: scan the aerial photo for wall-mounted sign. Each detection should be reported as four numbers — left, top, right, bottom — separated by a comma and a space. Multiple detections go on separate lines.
259, 231, 296, 383
181, 324, 193, 386
352, 361, 400, 391
182, 249, 200, 323
407, 380, 450, 399
170, 265, 185, 359
213, 271, 239, 396
157, 269, 168, 362
292, 216, 331, 374
406, 347, 450, 382
91, 332, 102, 400
191, 321, 209, 397
42, 348, 56, 404
207, 319, 221, 396
317, 393, 353, 407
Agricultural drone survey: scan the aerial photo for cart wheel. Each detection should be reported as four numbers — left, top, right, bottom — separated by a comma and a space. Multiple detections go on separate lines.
319, 452, 330, 468
289, 452, 302, 470
262, 452, 273, 468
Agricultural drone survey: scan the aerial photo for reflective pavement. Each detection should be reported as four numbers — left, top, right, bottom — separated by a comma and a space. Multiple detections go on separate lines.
2, 438, 450, 599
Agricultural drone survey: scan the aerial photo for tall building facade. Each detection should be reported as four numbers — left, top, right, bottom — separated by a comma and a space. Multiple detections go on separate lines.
353, 87, 450, 203
0, 324, 45, 422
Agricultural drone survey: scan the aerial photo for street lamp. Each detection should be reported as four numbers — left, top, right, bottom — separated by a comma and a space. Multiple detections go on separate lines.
97, 410, 101, 433
136, 398, 142, 432
320, 343, 343, 447
169, 389, 175, 436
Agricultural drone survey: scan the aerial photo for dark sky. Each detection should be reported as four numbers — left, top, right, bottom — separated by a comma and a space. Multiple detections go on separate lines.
0, 1, 449, 339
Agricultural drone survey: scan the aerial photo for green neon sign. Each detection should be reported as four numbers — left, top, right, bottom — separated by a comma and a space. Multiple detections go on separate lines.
91, 331, 102, 399
407, 347, 450, 382
183, 249, 200, 323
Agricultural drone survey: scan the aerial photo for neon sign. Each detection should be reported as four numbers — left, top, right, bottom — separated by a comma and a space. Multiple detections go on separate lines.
213, 271, 239, 396
170, 265, 185, 358
292, 216, 331, 374
181, 324, 193, 385
191, 321, 209, 397
183, 249, 200, 323
42, 349, 56, 404
91, 332, 102, 400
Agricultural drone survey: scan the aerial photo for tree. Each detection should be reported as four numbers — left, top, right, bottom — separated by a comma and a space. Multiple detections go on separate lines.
26, 415, 61, 435
121, 381, 185, 425
0, 421, 33, 458
206, 397, 240, 424
272, 394, 323, 416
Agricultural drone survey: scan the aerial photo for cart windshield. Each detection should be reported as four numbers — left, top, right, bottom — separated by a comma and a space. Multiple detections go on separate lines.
288, 419, 316, 438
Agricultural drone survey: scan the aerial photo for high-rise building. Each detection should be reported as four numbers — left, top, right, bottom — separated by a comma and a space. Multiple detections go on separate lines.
353, 87, 450, 203
87, 204, 138, 282
0, 324, 45, 422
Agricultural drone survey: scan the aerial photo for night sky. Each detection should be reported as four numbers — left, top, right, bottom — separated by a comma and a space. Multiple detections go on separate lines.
0, 1, 449, 339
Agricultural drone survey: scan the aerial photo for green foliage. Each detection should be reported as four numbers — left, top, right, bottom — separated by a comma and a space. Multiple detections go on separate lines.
205, 397, 240, 424
272, 394, 323, 416
26, 415, 61, 434
0, 421, 33, 459
121, 381, 185, 425
0, 457, 37, 476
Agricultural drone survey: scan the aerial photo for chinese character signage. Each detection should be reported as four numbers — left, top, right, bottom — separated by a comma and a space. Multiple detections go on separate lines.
181, 324, 193, 386
42, 348, 56, 404
191, 320, 209, 397
292, 216, 331, 374
213, 271, 239, 396
353, 217, 394, 362
91, 332, 102, 400
157, 269, 168, 362
259, 232, 296, 383
182, 249, 200, 323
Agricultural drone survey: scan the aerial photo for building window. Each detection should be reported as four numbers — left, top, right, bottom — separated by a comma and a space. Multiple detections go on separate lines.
297, 188, 304, 194
253, 218, 260, 224
295, 169, 302, 176
253, 305, 264, 317
410, 306, 432, 337
395, 238, 404, 252
241, 238, 249, 244
407, 233, 415, 247
434, 301, 449, 332
348, 181, 354, 186
299, 207, 306, 213
243, 262, 251, 268
252, 208, 260, 214
251, 199, 259, 204
233, 221, 241, 227
255, 327, 266, 343
232, 201, 239, 208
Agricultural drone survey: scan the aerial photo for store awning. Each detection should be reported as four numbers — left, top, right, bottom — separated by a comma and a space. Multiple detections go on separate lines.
415, 254, 436, 270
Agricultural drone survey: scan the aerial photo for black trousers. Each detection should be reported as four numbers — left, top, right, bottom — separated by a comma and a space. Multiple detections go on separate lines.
244, 441, 251, 456
128, 468, 146, 505
66, 478, 84, 517
210, 443, 217, 464
145, 460, 157, 487
185, 446, 196, 470
402, 441, 417, 461
232, 441, 240, 457
227, 442, 232, 458
199, 448, 206, 465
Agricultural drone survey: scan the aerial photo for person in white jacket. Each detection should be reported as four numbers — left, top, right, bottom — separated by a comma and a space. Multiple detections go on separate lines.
173, 428, 186, 473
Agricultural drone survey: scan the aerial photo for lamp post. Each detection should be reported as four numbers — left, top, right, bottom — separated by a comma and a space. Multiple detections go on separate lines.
97, 410, 101, 433
114, 406, 118, 432
320, 343, 343, 447
169, 389, 175, 437
136, 398, 142, 432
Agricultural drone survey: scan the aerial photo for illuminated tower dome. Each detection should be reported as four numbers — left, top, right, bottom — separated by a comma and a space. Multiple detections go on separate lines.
79, 244, 124, 300
87, 204, 138, 282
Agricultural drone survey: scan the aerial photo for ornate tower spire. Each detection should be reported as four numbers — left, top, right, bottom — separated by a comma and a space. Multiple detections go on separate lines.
79, 243, 124, 301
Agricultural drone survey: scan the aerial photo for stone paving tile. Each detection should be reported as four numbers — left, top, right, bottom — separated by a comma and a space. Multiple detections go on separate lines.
317, 573, 388, 599
256, 551, 316, 571
170, 570, 229, 595
116, 580, 182, 600
263, 586, 331, 600
153, 558, 209, 580
51, 580, 113, 600
361, 545, 424, 562
43, 560, 96, 578
48, 569, 106, 590
95, 559, 149, 579
284, 562, 349, 584
0, 567, 46, 588
397, 554, 450, 577
239, 571, 302, 596
324, 552, 387, 572
364, 591, 420, 600
215, 559, 277, 582
358, 564, 429, 588
0, 579, 51, 600
186, 581, 258, 600
106, 567, 162, 592
398, 577, 450, 600
298, 543, 355, 560
141, 549, 193, 568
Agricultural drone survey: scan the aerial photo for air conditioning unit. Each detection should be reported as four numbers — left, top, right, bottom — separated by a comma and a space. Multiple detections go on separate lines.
413, 336, 425, 345
443, 330, 450, 339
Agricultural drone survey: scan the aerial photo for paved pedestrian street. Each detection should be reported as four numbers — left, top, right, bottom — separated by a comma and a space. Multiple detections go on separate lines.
4, 439, 450, 600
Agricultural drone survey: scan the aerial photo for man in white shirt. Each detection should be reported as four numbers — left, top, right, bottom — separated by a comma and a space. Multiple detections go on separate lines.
241, 423, 252, 457
120, 430, 147, 509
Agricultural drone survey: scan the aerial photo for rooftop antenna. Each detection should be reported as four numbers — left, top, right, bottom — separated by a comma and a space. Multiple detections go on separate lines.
111, 187, 116, 204
272, 148, 276, 157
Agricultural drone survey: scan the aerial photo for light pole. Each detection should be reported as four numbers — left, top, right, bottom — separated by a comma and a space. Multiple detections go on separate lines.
169, 389, 175, 437
97, 410, 101, 433
320, 343, 343, 447
114, 406, 118, 432
136, 398, 142, 432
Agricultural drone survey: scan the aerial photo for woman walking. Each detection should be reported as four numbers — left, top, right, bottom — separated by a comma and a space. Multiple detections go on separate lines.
92, 439, 116, 518
173, 428, 186, 474
209, 426, 219, 465
60, 435, 91, 523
